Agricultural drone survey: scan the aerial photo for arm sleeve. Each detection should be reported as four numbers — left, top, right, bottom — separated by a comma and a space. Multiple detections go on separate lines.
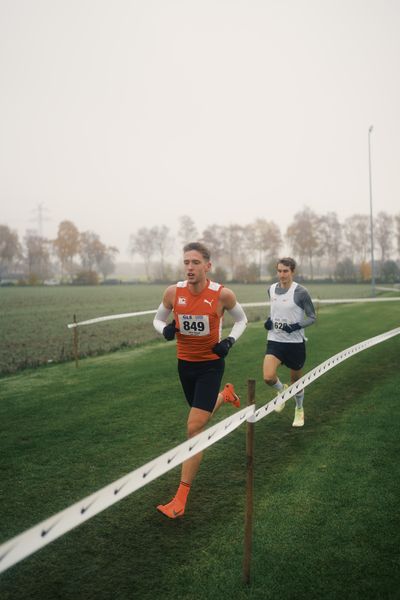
153, 303, 173, 335
294, 286, 316, 328
227, 303, 248, 341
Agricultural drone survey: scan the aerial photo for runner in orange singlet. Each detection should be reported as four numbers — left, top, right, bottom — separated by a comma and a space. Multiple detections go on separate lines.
153, 242, 248, 518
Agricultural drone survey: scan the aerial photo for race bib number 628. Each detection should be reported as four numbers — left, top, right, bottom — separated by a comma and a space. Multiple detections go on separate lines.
273, 319, 287, 331
177, 314, 210, 336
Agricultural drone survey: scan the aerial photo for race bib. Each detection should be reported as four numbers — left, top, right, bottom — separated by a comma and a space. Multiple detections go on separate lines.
177, 314, 210, 336
273, 318, 287, 332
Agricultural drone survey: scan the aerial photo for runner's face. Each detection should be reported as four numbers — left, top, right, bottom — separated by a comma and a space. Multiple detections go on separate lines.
277, 263, 294, 287
183, 250, 211, 285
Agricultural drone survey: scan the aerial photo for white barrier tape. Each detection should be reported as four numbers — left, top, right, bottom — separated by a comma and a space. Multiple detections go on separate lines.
67, 309, 157, 328
0, 404, 255, 574
248, 326, 400, 423
67, 297, 400, 328
311, 297, 400, 304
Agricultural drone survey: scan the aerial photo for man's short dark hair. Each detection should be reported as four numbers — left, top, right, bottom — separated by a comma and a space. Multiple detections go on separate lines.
183, 242, 211, 262
277, 257, 296, 271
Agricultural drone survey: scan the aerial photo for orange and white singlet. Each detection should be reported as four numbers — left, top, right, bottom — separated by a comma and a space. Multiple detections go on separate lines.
173, 279, 223, 362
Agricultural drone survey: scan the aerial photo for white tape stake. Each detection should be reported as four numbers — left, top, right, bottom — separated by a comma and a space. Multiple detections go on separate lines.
0, 405, 255, 574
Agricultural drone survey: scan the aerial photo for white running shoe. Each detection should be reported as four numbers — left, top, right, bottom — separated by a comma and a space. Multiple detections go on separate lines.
274, 384, 288, 413
292, 407, 304, 427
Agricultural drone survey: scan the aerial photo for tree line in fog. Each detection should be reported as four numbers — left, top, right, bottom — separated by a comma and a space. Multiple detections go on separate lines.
130, 208, 400, 283
0, 220, 118, 284
1, 206, 400, 284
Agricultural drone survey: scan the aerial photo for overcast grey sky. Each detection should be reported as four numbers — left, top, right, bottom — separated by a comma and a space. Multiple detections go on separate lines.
1, 0, 399, 260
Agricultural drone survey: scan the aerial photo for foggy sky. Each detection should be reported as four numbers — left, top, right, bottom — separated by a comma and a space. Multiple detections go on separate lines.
1, 0, 399, 261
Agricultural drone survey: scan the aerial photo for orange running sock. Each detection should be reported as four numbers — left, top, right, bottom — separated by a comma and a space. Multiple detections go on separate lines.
175, 481, 191, 506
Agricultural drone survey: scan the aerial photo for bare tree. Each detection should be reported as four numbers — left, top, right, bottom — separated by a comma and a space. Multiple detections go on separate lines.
343, 215, 370, 263
374, 211, 394, 274
98, 246, 119, 280
222, 224, 245, 278
374, 211, 394, 262
0, 224, 22, 276
286, 207, 320, 278
241, 223, 257, 265
129, 227, 155, 280
318, 212, 342, 276
178, 215, 199, 246
250, 218, 282, 275
79, 231, 107, 271
24, 231, 52, 282
200, 225, 224, 263
152, 225, 173, 280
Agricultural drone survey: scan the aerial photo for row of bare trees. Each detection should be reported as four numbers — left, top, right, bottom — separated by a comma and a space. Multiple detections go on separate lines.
129, 208, 400, 282
0, 221, 118, 283
1, 207, 399, 284
128, 217, 282, 281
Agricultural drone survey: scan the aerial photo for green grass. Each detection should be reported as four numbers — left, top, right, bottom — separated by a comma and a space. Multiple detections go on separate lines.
1, 283, 398, 374
0, 284, 166, 374
1, 301, 400, 599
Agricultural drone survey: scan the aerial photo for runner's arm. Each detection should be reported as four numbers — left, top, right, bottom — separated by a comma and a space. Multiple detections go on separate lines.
219, 287, 248, 343
153, 303, 173, 335
153, 286, 175, 335
226, 302, 248, 342
294, 286, 316, 328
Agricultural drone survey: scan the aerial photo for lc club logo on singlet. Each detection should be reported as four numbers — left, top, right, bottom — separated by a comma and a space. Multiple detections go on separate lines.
177, 296, 187, 305
177, 314, 210, 336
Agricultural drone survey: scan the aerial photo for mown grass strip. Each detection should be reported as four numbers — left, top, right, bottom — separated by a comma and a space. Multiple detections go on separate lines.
1, 301, 399, 599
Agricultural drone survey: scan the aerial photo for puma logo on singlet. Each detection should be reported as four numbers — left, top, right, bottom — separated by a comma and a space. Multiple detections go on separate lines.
204, 299, 213, 307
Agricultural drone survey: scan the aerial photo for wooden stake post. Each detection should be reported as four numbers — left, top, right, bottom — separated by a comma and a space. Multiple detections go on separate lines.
243, 378, 255, 584
73, 314, 79, 368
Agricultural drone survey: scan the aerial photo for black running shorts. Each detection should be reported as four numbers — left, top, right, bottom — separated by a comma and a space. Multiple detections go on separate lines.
266, 340, 306, 371
177, 358, 225, 413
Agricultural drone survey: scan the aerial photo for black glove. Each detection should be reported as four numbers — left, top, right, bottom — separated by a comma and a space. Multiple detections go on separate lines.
163, 320, 178, 341
212, 336, 235, 358
264, 317, 273, 330
282, 322, 301, 334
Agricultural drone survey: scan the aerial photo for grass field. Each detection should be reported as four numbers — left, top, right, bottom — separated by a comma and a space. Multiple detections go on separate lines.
1, 300, 400, 599
1, 282, 399, 374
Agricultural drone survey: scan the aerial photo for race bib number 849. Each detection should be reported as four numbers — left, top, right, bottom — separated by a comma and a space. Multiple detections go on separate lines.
177, 314, 210, 336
